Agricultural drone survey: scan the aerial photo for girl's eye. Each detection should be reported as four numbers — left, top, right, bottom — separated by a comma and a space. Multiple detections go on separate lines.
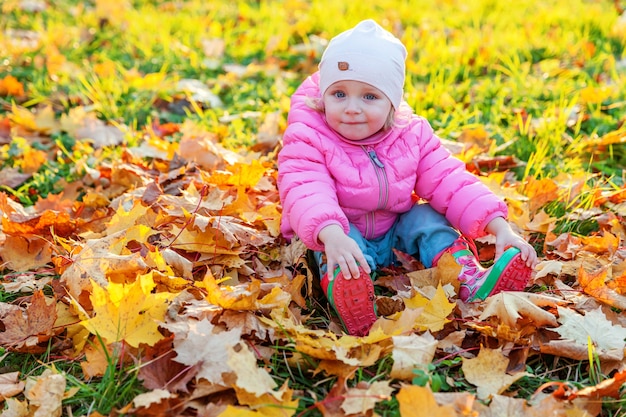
364, 93, 377, 100
333, 91, 346, 98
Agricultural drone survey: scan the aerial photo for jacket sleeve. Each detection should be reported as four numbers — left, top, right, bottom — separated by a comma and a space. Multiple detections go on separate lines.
277, 125, 350, 251
412, 119, 508, 238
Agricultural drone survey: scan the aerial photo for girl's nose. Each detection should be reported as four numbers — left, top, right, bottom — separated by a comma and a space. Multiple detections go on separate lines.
344, 98, 361, 113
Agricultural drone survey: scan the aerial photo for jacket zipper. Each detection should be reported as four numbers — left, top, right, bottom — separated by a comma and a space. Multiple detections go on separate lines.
362, 146, 389, 239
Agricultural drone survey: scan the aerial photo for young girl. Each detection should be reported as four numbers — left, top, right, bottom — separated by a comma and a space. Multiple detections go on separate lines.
277, 19, 538, 336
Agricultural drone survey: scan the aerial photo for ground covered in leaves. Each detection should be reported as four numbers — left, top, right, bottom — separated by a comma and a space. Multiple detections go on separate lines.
1, 0, 626, 416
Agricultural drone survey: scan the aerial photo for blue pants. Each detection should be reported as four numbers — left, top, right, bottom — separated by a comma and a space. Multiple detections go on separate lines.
314, 204, 460, 275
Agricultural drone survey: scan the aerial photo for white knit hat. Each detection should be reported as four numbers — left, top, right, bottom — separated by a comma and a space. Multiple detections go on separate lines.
319, 19, 407, 109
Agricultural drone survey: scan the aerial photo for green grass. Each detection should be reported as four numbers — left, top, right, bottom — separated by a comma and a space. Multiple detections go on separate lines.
0, 340, 144, 415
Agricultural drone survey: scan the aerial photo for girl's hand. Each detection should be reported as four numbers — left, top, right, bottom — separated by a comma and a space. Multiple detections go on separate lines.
318, 224, 371, 279
485, 217, 538, 268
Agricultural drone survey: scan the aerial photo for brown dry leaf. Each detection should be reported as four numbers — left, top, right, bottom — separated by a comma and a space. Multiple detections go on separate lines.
396, 385, 456, 417
0, 372, 25, 400
76, 119, 126, 149
341, 380, 394, 416
555, 306, 626, 361
0, 235, 52, 272
31, 105, 60, 136
462, 347, 529, 400
253, 111, 282, 152
178, 122, 242, 170
138, 336, 198, 393
390, 333, 437, 380
0, 291, 57, 352
24, 369, 67, 417
160, 182, 231, 218
80, 341, 115, 379
167, 318, 242, 385
432, 392, 478, 416
473, 394, 567, 417
0, 167, 31, 188
544, 231, 582, 260
195, 214, 273, 247
478, 292, 562, 327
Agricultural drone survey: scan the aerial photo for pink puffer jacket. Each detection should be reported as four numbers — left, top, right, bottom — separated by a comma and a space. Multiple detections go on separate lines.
278, 72, 507, 252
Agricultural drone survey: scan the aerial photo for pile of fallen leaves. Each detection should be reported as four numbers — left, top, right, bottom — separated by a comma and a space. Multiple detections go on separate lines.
0, 99, 625, 416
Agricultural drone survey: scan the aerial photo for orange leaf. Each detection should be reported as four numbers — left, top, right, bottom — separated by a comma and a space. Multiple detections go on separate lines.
578, 265, 608, 293
397, 385, 456, 417
570, 369, 626, 400
581, 232, 619, 256
0, 235, 52, 271
522, 177, 559, 213
2, 210, 76, 238
20, 148, 47, 174
0, 75, 24, 97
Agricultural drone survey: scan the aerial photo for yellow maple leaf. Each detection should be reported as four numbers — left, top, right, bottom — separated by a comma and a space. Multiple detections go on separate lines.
202, 272, 262, 310
81, 272, 173, 347
226, 191, 259, 223
396, 385, 456, 417
9, 104, 37, 131
106, 200, 150, 235
405, 284, 455, 332
259, 203, 281, 237
225, 160, 267, 188
204, 160, 267, 190
462, 347, 529, 400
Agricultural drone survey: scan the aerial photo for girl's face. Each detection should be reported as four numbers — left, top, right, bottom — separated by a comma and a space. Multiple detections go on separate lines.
322, 80, 393, 141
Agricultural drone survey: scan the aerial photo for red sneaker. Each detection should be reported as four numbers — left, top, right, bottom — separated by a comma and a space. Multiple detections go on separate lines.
320, 266, 377, 336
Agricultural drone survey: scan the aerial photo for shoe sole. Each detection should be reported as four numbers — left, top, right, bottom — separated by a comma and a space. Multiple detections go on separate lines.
326, 268, 377, 336
470, 247, 532, 301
